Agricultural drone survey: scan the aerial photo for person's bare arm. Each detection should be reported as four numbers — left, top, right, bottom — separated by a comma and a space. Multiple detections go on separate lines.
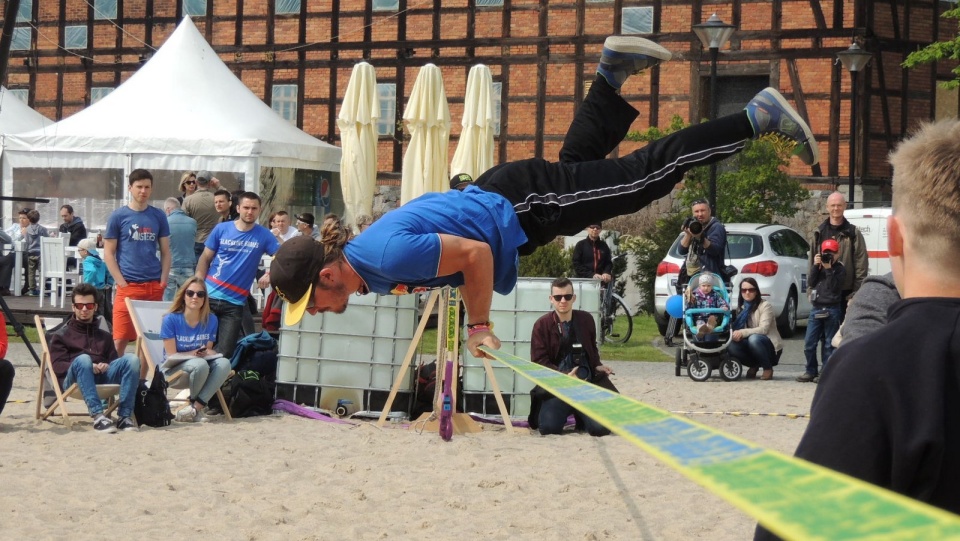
194, 247, 215, 279
436, 234, 500, 358
102, 238, 126, 288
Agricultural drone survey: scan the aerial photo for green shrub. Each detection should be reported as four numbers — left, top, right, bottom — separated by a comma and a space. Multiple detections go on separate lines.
519, 239, 571, 278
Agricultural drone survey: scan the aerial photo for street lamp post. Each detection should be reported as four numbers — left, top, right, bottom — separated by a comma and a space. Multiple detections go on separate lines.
693, 14, 735, 217
837, 42, 872, 208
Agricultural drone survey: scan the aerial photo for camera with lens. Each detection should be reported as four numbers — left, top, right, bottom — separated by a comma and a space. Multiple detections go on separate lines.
559, 343, 592, 381
682, 217, 703, 235
820, 252, 834, 264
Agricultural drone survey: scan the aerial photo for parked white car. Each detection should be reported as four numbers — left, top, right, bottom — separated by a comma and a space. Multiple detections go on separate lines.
653, 223, 813, 337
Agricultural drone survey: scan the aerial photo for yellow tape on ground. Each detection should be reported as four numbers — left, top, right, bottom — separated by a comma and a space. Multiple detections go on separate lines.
670, 410, 809, 419
482, 347, 960, 540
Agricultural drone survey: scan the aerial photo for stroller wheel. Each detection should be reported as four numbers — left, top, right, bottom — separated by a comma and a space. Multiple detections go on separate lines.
720, 358, 743, 381
687, 357, 711, 382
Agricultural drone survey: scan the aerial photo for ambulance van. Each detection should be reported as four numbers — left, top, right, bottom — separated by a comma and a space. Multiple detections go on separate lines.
845, 207, 891, 276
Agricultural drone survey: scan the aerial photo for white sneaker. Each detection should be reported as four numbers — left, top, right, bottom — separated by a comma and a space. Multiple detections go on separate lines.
175, 405, 198, 423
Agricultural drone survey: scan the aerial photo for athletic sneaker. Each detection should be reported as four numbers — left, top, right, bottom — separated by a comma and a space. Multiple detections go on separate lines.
745, 87, 820, 166
175, 405, 198, 423
597, 36, 672, 90
93, 414, 117, 434
116, 416, 139, 432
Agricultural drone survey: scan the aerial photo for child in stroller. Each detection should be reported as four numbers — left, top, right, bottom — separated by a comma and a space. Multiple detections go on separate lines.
674, 272, 742, 381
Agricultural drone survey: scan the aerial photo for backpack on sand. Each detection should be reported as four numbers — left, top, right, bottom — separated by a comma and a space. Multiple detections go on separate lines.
135, 369, 173, 427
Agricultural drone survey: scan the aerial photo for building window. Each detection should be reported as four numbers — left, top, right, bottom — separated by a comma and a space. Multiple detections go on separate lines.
8, 89, 29, 103
372, 0, 399, 11
492, 82, 503, 137
94, 0, 118, 20
276, 0, 301, 14
476, 0, 504, 7
377, 83, 396, 136
272, 84, 298, 124
11, 28, 30, 51
17, 0, 32, 22
183, 0, 207, 16
91, 87, 114, 103
621, 7, 654, 34
65, 26, 88, 49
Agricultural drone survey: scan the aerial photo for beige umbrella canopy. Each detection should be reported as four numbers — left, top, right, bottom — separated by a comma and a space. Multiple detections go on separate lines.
400, 63, 450, 205
337, 62, 380, 228
450, 64, 495, 181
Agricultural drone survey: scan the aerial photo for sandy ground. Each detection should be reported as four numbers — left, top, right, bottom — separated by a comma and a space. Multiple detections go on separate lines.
0, 341, 816, 541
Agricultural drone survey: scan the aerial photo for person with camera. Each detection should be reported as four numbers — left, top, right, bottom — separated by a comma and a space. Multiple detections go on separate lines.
797, 239, 846, 383
678, 199, 728, 279
529, 277, 618, 436
810, 191, 868, 322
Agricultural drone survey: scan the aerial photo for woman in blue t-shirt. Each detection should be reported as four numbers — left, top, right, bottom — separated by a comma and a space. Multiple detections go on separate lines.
160, 277, 231, 423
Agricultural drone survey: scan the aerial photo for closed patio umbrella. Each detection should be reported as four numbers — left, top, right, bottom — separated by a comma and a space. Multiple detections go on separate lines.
450, 64, 495, 181
337, 62, 379, 228
400, 63, 450, 205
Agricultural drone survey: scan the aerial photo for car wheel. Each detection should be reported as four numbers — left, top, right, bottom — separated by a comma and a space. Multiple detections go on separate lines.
777, 290, 798, 338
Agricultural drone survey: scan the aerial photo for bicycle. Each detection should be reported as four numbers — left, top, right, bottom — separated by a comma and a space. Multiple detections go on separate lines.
599, 257, 633, 344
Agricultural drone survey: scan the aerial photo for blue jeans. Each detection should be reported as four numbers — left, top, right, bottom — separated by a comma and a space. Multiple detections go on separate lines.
163, 356, 231, 405
62, 353, 140, 419
163, 267, 196, 301
209, 298, 245, 359
538, 396, 609, 437
727, 334, 778, 370
803, 306, 841, 376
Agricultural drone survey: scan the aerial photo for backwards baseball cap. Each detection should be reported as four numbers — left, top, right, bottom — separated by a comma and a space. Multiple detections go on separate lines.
450, 173, 473, 190
270, 236, 327, 326
196, 170, 212, 185
821, 239, 840, 253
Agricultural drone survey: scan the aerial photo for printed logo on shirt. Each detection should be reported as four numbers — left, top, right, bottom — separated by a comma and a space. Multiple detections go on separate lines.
389, 284, 431, 295
128, 223, 157, 242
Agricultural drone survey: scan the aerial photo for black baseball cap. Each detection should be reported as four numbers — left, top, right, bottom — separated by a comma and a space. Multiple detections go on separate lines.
450, 173, 473, 190
270, 236, 326, 326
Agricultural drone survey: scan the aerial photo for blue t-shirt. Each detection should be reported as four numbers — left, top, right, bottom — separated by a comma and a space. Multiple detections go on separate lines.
105, 205, 170, 283
160, 311, 219, 358
204, 222, 279, 305
344, 186, 527, 295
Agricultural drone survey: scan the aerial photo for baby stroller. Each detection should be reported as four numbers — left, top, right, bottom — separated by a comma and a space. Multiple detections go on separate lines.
673, 272, 742, 382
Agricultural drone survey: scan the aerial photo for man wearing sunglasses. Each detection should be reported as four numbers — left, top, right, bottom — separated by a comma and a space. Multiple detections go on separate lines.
529, 277, 617, 436
571, 222, 612, 285
47, 283, 141, 433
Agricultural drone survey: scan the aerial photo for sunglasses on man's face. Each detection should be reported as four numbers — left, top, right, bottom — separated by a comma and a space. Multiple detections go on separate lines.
552, 294, 574, 302
73, 302, 96, 310
184, 289, 207, 298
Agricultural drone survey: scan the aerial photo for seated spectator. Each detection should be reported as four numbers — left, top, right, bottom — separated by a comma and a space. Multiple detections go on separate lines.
726, 277, 781, 380
688, 273, 729, 339
0, 311, 12, 420
58, 205, 86, 271
24, 209, 50, 297
49, 283, 140, 433
78, 238, 115, 325
268, 210, 298, 243
177, 171, 198, 204
160, 277, 231, 423
530, 277, 617, 437
295, 213, 320, 239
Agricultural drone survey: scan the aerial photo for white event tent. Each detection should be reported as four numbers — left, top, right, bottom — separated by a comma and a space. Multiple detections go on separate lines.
0, 87, 53, 134
1, 17, 341, 229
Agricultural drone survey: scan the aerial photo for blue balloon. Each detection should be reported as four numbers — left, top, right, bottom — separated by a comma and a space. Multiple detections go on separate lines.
665, 295, 684, 318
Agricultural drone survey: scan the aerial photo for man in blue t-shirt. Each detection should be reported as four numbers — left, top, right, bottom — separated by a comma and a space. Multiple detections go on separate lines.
196, 192, 279, 358
268, 35, 820, 360
104, 169, 171, 354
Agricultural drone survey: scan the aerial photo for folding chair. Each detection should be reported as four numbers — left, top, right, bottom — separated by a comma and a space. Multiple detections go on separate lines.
126, 299, 233, 421
39, 236, 80, 308
34, 315, 120, 427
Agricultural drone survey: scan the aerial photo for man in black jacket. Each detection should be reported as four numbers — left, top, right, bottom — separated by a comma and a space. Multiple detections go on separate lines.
571, 222, 612, 284
797, 239, 845, 383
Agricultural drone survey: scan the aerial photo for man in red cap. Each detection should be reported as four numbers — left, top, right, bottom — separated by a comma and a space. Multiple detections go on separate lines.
797, 238, 845, 383
268, 35, 819, 360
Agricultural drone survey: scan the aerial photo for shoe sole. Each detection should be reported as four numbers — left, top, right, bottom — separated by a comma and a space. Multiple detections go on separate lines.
603, 36, 673, 62
760, 87, 820, 165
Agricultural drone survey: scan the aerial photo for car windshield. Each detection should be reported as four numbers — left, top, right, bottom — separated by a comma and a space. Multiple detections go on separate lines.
668, 232, 764, 260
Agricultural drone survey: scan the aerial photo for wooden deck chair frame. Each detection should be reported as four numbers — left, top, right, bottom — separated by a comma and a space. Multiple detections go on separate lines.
126, 298, 233, 422
34, 315, 120, 427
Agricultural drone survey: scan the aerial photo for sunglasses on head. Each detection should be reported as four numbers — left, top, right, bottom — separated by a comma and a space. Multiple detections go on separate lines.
691, 198, 709, 206
73, 302, 96, 310
184, 289, 207, 298
552, 294, 574, 301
